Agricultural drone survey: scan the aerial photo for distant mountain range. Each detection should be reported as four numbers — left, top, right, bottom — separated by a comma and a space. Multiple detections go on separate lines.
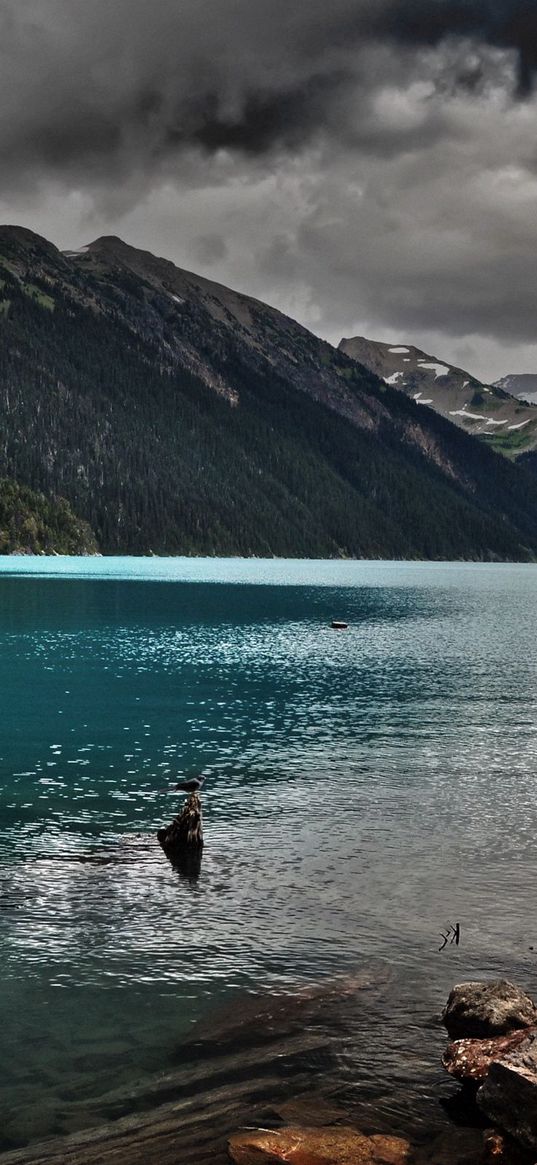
493, 374, 537, 406
2, 225, 537, 560
338, 335, 537, 460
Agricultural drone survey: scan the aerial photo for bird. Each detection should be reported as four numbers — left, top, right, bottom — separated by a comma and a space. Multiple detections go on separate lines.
171, 774, 206, 793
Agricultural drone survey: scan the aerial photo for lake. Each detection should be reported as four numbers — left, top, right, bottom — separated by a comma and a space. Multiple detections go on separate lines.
1, 557, 537, 1152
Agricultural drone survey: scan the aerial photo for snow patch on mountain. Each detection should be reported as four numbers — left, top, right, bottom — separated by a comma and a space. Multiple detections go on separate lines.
418, 362, 450, 379
449, 410, 486, 420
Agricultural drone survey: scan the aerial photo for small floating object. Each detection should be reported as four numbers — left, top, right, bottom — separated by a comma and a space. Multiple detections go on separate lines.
331, 620, 348, 630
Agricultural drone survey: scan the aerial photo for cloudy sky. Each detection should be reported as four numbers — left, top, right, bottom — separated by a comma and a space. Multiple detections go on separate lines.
1, 0, 537, 381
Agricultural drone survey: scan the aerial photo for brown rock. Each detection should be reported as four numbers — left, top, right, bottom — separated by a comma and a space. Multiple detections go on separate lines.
442, 1028, 537, 1082
483, 1130, 508, 1165
478, 1031, 537, 1151
228, 1125, 411, 1165
442, 981, 537, 1040
483, 1128, 534, 1165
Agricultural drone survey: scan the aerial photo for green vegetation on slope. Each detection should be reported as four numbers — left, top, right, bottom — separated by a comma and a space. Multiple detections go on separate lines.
0, 478, 98, 555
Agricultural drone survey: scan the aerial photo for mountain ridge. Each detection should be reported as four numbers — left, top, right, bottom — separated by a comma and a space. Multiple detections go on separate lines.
494, 374, 537, 406
338, 334, 537, 459
2, 225, 537, 560
69, 233, 396, 431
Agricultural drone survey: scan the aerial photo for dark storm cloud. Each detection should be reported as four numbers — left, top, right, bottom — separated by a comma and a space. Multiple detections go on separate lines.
1, 0, 535, 181
2, 1, 537, 378
373, 1, 537, 94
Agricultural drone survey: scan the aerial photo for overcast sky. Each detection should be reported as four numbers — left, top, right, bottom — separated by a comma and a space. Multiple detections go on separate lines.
1, 0, 537, 381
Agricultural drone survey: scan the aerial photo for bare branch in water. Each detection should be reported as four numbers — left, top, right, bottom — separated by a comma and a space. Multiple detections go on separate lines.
439, 922, 460, 951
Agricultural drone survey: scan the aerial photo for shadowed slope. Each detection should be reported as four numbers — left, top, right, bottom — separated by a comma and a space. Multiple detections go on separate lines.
1, 226, 537, 559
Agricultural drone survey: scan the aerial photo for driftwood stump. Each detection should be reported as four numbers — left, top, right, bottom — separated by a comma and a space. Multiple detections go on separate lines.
157, 792, 203, 876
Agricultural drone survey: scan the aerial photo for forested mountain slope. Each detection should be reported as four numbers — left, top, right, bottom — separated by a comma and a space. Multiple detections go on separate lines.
1, 225, 537, 559
0, 478, 97, 555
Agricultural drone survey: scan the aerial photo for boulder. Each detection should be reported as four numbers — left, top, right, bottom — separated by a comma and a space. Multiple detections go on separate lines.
478, 1031, 537, 1152
442, 981, 537, 1040
442, 1028, 537, 1082
228, 1125, 411, 1165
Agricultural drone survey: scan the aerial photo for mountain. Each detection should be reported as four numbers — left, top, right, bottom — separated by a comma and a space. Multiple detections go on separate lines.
494, 374, 537, 406
339, 335, 537, 459
0, 478, 97, 555
2, 225, 537, 559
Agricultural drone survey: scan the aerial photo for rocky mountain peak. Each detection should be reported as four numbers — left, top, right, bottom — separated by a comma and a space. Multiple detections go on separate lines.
0, 224, 57, 250
339, 334, 537, 459
494, 374, 537, 406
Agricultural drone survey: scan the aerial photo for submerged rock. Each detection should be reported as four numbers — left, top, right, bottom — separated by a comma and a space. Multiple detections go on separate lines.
413, 1127, 484, 1165
442, 981, 537, 1041
228, 1125, 411, 1165
478, 1031, 537, 1152
272, 1096, 351, 1127
443, 1028, 537, 1082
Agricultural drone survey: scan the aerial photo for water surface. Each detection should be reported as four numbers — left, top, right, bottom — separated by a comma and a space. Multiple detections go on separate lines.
1, 558, 537, 1149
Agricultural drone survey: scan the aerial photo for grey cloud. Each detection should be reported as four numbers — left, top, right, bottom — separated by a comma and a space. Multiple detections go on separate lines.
370, 1, 537, 94
194, 233, 228, 265
258, 235, 298, 278
1, 1, 537, 380
0, 0, 535, 186
286, 103, 537, 357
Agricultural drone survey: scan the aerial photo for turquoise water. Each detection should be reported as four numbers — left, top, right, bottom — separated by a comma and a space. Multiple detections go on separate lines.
1, 557, 537, 1147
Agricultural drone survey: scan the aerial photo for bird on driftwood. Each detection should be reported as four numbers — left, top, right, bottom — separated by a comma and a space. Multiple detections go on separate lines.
171, 774, 206, 794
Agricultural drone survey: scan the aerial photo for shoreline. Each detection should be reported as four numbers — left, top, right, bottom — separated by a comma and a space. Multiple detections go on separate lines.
0, 973, 471, 1165
2, 552, 537, 563
2, 973, 533, 1165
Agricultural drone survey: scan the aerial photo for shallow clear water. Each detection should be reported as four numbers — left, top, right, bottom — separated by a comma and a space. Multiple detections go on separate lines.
1, 557, 537, 1148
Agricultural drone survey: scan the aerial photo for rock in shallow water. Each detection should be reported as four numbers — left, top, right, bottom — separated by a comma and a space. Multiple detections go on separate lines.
477, 1031, 537, 1152
228, 1126, 411, 1165
442, 1028, 537, 1082
413, 1128, 484, 1165
442, 981, 537, 1041
482, 1128, 534, 1165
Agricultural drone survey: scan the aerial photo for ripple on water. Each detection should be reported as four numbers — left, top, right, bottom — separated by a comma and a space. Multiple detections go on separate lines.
0, 562, 537, 1146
